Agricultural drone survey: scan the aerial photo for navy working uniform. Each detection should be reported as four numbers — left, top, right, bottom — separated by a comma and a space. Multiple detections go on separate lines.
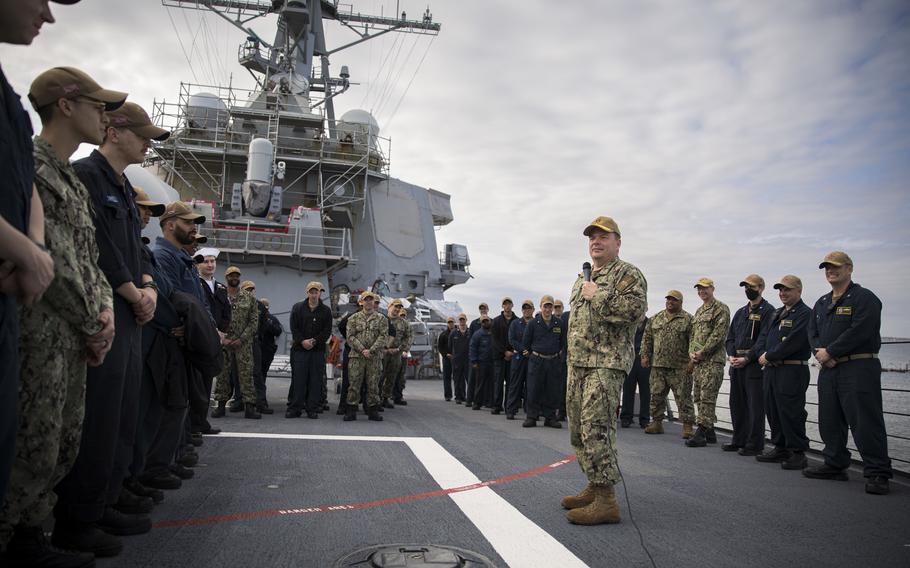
808, 280, 892, 480
448, 323, 470, 403
522, 311, 567, 423
725, 292, 775, 452
0, 66, 35, 506
506, 315, 530, 417
469, 324, 493, 409
490, 309, 517, 412
466, 314, 483, 406
288, 289, 332, 417
757, 298, 812, 455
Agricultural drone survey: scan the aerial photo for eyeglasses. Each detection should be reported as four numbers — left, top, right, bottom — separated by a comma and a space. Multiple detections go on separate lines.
74, 97, 107, 113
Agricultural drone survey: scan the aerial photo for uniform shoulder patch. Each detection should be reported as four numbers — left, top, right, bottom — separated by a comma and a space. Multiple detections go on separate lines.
617, 274, 637, 293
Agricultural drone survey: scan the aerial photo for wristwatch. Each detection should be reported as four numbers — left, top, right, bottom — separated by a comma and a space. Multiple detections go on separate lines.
142, 281, 159, 294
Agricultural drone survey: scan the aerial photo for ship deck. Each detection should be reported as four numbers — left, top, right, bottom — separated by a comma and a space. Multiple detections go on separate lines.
98, 378, 910, 568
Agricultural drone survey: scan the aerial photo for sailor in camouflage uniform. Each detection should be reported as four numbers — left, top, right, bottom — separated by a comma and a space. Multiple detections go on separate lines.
212, 266, 260, 419
0, 67, 121, 563
641, 290, 695, 437
686, 278, 731, 448
390, 301, 413, 405
345, 291, 387, 421
562, 216, 647, 525
381, 299, 408, 407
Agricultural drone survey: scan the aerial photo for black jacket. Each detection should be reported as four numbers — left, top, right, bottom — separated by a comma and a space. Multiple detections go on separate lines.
438, 328, 452, 356
259, 311, 283, 351
290, 300, 333, 352
491, 311, 518, 358
201, 278, 231, 333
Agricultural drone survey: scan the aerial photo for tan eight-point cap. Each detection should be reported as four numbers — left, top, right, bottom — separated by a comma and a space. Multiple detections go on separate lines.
225, 266, 241, 276
160, 201, 206, 224
133, 186, 165, 216
540, 295, 555, 306
739, 274, 765, 288
306, 281, 324, 292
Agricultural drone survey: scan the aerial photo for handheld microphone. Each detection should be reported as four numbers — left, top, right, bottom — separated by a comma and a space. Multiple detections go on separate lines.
582, 261, 592, 282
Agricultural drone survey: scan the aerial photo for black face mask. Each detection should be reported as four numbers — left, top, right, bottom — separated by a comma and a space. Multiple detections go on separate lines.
745, 288, 760, 301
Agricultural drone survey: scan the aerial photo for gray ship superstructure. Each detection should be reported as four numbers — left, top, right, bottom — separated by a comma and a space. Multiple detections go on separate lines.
132, 1, 469, 346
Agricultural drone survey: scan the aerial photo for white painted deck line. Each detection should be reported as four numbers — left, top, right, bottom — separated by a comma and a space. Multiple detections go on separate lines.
215, 432, 589, 568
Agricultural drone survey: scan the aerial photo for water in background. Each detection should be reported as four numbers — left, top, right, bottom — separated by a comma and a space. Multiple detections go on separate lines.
668, 341, 910, 474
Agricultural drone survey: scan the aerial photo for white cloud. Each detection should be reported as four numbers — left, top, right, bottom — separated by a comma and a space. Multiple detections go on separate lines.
2, 0, 908, 335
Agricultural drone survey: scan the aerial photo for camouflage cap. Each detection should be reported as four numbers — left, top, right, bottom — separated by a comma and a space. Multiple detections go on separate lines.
739, 274, 765, 288
694, 277, 714, 288
773, 275, 803, 290
225, 266, 241, 276
583, 216, 621, 237
306, 281, 324, 292
665, 290, 683, 302
553, 299, 564, 308
240, 280, 256, 291
28, 66, 127, 111
540, 294, 555, 306
107, 102, 170, 141
194, 234, 208, 244
521, 299, 534, 309
819, 251, 853, 269
133, 186, 165, 216
160, 201, 205, 224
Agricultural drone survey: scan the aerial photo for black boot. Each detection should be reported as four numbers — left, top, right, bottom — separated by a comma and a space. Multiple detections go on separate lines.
686, 426, 707, 447
781, 451, 808, 470
257, 403, 274, 415
123, 478, 164, 504
336, 403, 347, 415
52, 521, 123, 558
6, 525, 96, 568
97, 507, 152, 536
244, 403, 262, 419
228, 400, 244, 412
705, 427, 717, 444
211, 400, 226, 418
368, 407, 384, 421
113, 487, 154, 514
343, 407, 357, 421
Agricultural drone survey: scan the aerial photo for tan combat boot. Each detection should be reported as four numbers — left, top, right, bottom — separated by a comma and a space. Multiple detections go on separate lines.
560, 483, 595, 510
566, 485, 621, 525
643, 420, 663, 434
682, 422, 694, 439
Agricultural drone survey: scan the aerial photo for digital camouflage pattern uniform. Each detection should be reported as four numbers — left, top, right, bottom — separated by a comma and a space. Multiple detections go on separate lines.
380, 317, 410, 399
0, 137, 113, 544
641, 308, 694, 423
690, 298, 731, 428
214, 289, 259, 404
346, 311, 387, 408
567, 258, 647, 486
383, 314, 412, 401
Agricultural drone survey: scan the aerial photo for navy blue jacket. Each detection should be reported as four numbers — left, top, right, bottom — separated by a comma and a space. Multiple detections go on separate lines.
449, 327, 470, 365
74, 150, 151, 290
756, 300, 811, 362
469, 328, 493, 364
725, 298, 776, 362
491, 311, 518, 357
152, 236, 210, 313
522, 313, 566, 356
509, 317, 530, 362
808, 282, 881, 358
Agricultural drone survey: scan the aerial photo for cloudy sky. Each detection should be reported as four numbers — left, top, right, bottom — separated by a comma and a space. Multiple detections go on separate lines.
3, 0, 909, 335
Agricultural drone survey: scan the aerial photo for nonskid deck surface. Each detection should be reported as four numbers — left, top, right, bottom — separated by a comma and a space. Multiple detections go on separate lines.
99, 378, 910, 568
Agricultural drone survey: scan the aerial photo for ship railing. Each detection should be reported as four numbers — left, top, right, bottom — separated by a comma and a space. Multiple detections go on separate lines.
152, 95, 390, 174
206, 224, 352, 259
438, 251, 471, 275
665, 356, 910, 474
